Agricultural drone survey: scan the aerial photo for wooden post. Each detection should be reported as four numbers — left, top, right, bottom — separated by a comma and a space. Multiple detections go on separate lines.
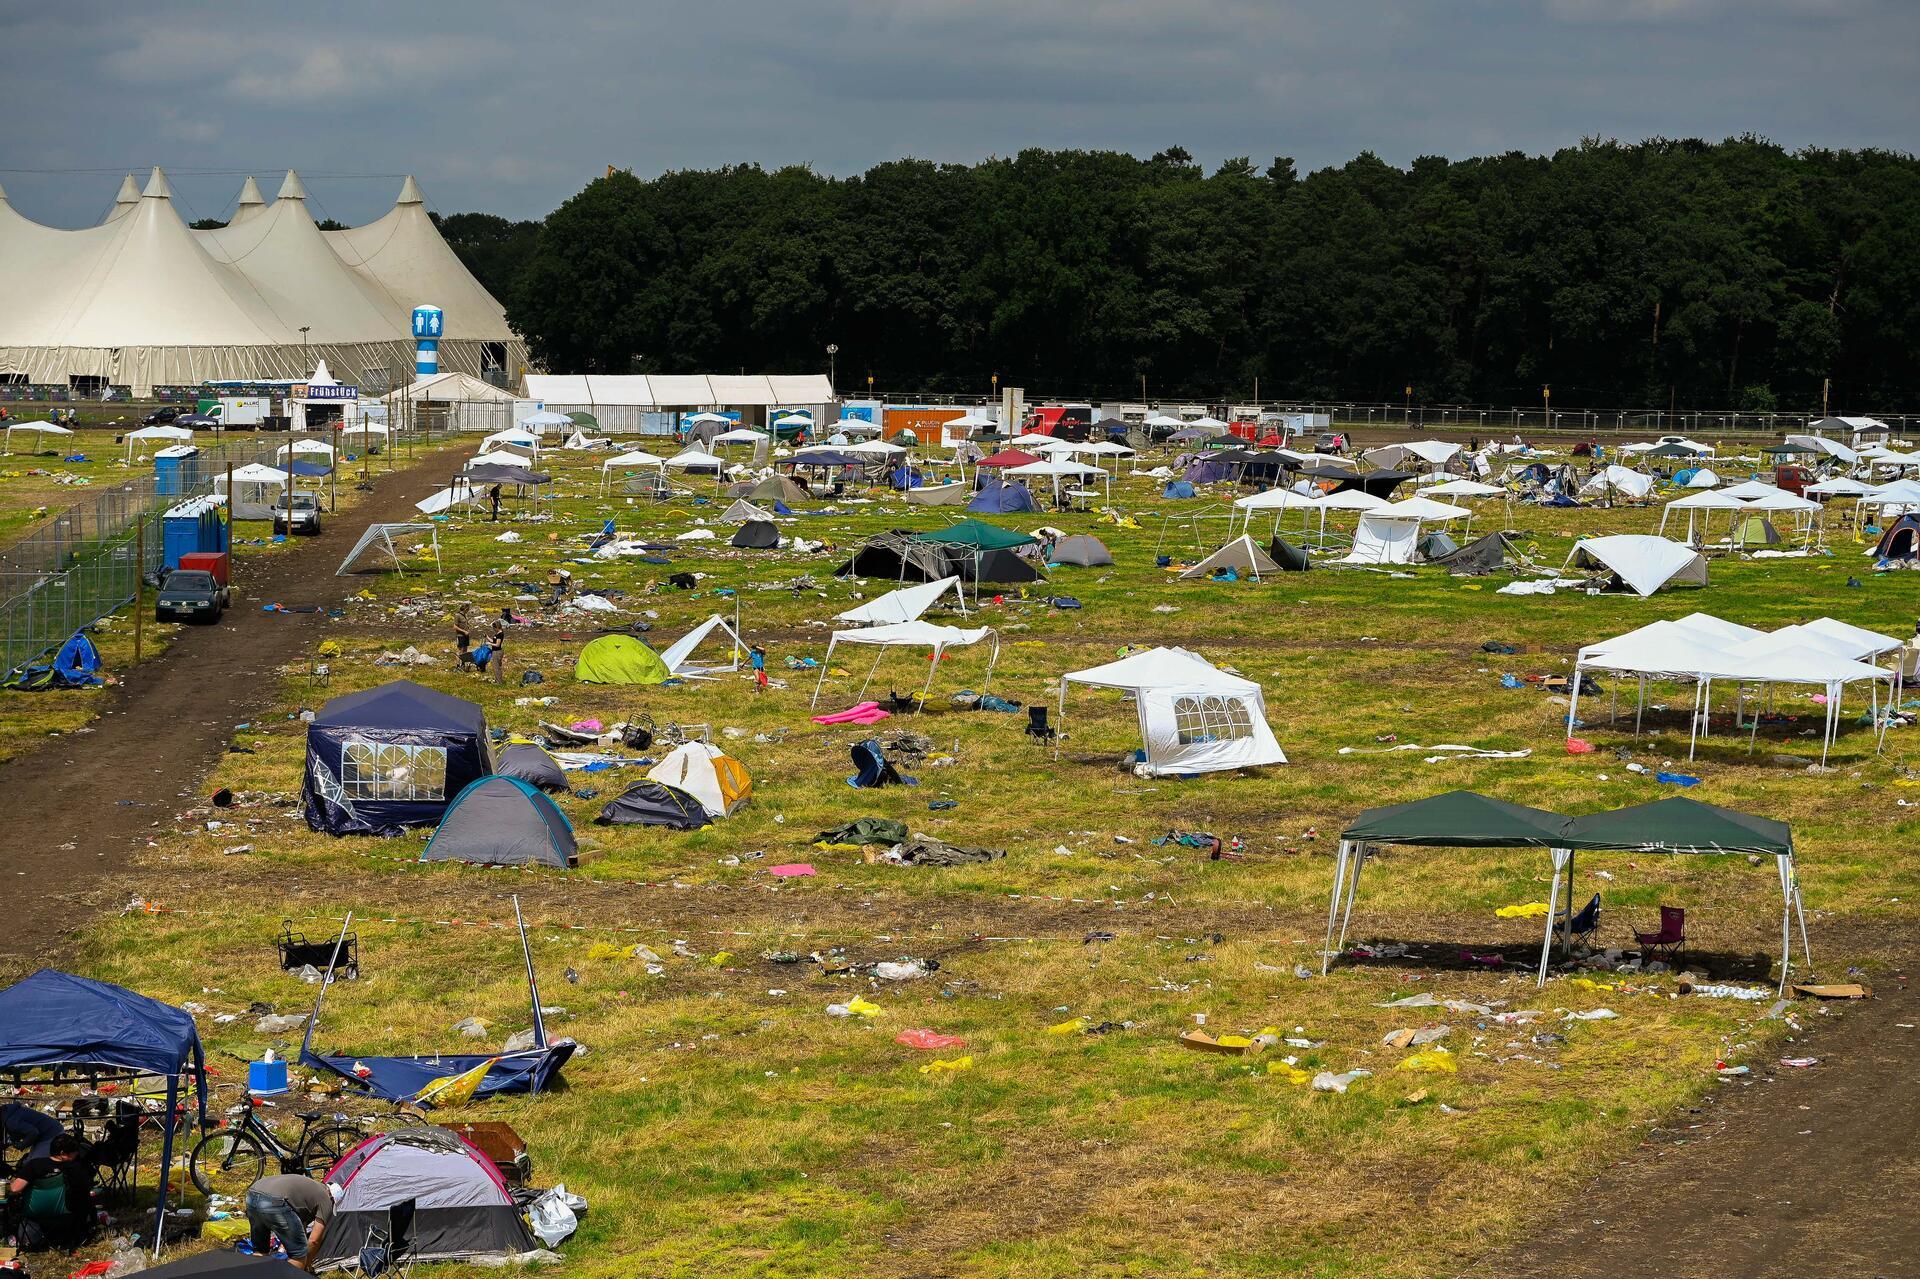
133, 516, 145, 663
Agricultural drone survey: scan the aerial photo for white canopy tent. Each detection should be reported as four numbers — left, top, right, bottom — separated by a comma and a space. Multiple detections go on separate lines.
599, 449, 667, 493
517, 410, 571, 433
1007, 457, 1110, 505
660, 613, 746, 678
335, 522, 440, 575
275, 439, 336, 461
1423, 477, 1505, 498
810, 621, 1000, 711
1361, 440, 1462, 471
1562, 535, 1706, 596
1231, 486, 1321, 538
3, 421, 73, 454
1579, 465, 1655, 501
835, 575, 967, 625
124, 424, 193, 457
1059, 646, 1286, 776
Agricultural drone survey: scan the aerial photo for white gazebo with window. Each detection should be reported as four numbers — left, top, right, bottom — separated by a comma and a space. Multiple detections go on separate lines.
1059, 646, 1287, 775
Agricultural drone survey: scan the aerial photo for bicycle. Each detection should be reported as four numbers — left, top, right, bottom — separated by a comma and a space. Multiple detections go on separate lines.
188, 1098, 366, 1197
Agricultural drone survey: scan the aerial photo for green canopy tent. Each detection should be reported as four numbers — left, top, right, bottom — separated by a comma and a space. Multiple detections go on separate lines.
909, 519, 1043, 604
1326, 791, 1569, 977
1326, 792, 1810, 990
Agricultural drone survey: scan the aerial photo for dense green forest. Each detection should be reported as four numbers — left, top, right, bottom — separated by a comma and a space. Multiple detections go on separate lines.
450, 139, 1920, 410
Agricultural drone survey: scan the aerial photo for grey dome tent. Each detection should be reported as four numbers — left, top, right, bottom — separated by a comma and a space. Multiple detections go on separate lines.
1429, 531, 1519, 576
315, 1126, 536, 1272
420, 776, 577, 868
1050, 534, 1113, 567
596, 779, 711, 829
731, 520, 780, 549
1416, 530, 1459, 560
494, 742, 567, 793
748, 475, 811, 505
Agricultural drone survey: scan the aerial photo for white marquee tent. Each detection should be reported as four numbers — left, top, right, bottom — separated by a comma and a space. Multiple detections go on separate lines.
1059, 646, 1287, 776
811, 621, 1000, 710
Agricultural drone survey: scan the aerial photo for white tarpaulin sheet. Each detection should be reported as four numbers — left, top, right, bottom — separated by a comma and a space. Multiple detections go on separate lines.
1563, 535, 1706, 596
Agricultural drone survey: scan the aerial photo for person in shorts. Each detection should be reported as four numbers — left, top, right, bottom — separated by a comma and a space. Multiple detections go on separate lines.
244, 1173, 336, 1272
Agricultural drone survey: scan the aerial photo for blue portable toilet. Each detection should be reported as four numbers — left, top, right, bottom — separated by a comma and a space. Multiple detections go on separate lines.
153, 444, 200, 496
161, 494, 230, 571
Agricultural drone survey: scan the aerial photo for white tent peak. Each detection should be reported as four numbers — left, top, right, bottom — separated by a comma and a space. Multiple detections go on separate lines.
396, 175, 425, 205
235, 176, 266, 207
277, 170, 308, 201
142, 166, 171, 199
104, 173, 141, 222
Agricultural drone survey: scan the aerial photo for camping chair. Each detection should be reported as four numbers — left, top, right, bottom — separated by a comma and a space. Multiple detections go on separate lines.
11, 1171, 91, 1250
1561, 893, 1602, 950
357, 1197, 417, 1278
1025, 705, 1056, 741
1633, 905, 1686, 963
89, 1108, 141, 1203
848, 740, 905, 788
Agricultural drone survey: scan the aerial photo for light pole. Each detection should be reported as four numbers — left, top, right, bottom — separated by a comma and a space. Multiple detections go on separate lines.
826, 343, 838, 392
299, 326, 311, 380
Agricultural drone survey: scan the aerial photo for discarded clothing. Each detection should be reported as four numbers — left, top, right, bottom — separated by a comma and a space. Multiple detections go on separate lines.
814, 817, 910, 847
813, 701, 891, 726
884, 834, 1005, 866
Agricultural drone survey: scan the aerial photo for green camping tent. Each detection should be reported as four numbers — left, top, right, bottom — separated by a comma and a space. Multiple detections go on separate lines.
1729, 514, 1781, 548
911, 519, 1037, 551
576, 634, 670, 684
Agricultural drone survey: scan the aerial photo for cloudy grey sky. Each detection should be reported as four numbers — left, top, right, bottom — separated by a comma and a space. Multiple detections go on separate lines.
2, 0, 1915, 228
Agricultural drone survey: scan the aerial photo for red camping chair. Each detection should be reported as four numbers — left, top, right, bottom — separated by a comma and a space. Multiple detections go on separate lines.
1633, 905, 1686, 963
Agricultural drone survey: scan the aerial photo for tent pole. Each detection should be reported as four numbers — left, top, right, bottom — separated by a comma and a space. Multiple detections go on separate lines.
978, 635, 1000, 700
1791, 860, 1813, 971
1565, 665, 1583, 738
151, 1075, 178, 1259
1537, 849, 1567, 986
1688, 680, 1705, 761
1322, 841, 1350, 976
1562, 849, 1577, 957
1635, 675, 1646, 736
1335, 845, 1366, 954
809, 639, 836, 708
1777, 854, 1794, 996
1054, 679, 1066, 763
516, 895, 549, 1074
916, 643, 941, 713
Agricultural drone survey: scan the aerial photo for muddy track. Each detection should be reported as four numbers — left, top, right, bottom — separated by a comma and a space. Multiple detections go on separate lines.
0, 452, 460, 971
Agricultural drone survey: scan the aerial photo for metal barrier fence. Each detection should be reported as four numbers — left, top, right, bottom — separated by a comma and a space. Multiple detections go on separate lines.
0, 437, 283, 679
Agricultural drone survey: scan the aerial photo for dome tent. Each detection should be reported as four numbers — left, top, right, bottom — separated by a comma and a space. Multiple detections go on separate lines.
315, 1127, 537, 1272
1050, 534, 1114, 567
647, 742, 753, 818
302, 681, 491, 836
730, 520, 780, 549
596, 779, 711, 829
420, 776, 577, 868
576, 633, 670, 684
494, 742, 568, 793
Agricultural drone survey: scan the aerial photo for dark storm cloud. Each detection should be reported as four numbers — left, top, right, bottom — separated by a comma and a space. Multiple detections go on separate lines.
1, 0, 1914, 227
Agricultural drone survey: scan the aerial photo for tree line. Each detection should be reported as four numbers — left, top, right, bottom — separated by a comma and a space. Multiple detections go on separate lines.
441, 139, 1920, 411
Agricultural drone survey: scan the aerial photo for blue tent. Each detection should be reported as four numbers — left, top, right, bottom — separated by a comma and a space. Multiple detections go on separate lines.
1162, 480, 1197, 500
0, 970, 208, 1249
288, 460, 332, 478
421, 776, 577, 868
53, 632, 102, 684
1185, 460, 1229, 485
890, 464, 924, 490
968, 482, 1035, 514
302, 681, 492, 836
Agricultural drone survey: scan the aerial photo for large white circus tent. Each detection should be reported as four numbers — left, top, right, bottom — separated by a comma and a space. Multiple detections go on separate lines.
0, 168, 523, 394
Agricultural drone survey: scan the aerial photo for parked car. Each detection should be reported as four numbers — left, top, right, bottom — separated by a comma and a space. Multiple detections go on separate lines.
273, 493, 324, 535
142, 406, 183, 426
1775, 464, 1814, 497
155, 570, 228, 623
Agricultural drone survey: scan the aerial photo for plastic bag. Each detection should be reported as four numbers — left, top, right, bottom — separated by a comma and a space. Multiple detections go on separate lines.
528, 1185, 581, 1247
895, 1028, 964, 1050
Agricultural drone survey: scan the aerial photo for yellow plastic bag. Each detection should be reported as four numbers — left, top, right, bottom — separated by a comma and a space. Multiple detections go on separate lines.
1397, 1049, 1457, 1074
919, 1056, 973, 1075
204, 1216, 251, 1243
1046, 1016, 1090, 1035
1495, 902, 1551, 919
1266, 1061, 1313, 1085
413, 1056, 497, 1106
844, 996, 883, 1018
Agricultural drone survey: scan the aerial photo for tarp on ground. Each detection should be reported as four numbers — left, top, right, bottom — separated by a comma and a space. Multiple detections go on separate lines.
1560, 796, 1792, 856
576, 634, 670, 684
421, 776, 576, 868
494, 742, 568, 792
1342, 790, 1571, 847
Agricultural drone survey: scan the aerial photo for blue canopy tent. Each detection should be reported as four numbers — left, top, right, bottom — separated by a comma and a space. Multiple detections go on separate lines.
0, 970, 208, 1256
300, 899, 574, 1105
302, 681, 492, 836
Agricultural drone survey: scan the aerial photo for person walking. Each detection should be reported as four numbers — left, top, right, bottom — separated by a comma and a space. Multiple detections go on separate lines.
749, 643, 768, 692
243, 1172, 336, 1273
487, 610, 509, 684
453, 604, 474, 665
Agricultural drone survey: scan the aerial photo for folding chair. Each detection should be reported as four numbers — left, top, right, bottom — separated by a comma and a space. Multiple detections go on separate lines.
89, 1108, 141, 1204
1633, 905, 1686, 964
357, 1197, 417, 1278
1025, 705, 1056, 741
1562, 893, 1602, 950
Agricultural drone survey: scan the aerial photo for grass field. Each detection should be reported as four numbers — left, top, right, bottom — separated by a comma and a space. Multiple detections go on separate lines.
12, 431, 1920, 1278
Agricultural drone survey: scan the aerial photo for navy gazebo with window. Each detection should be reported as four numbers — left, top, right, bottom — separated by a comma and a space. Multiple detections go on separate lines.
302, 680, 492, 836
0, 970, 209, 1257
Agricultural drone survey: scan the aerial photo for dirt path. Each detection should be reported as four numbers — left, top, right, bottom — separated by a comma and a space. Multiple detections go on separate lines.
1474, 972, 1919, 1279
0, 450, 460, 972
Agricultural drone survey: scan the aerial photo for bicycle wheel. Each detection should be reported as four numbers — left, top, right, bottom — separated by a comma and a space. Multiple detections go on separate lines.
190, 1129, 269, 1197
298, 1124, 364, 1177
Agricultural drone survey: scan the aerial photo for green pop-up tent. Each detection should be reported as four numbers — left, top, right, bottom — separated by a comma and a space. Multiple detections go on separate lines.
910, 518, 1037, 551
576, 634, 670, 684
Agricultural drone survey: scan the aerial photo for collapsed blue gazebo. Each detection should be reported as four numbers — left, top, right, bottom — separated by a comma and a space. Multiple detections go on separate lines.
0, 970, 209, 1257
